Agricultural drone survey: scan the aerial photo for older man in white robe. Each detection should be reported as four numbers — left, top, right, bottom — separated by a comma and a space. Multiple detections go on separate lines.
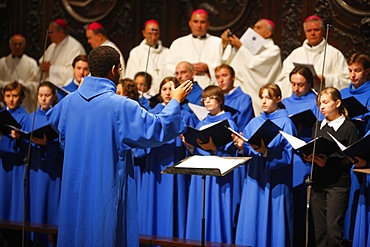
276, 15, 349, 98
165, 9, 223, 90
221, 19, 281, 116
39, 19, 86, 87
126, 20, 169, 96
0, 34, 39, 112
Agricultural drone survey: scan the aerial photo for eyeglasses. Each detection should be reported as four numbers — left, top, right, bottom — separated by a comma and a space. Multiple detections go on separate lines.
200, 96, 218, 103
113, 65, 123, 72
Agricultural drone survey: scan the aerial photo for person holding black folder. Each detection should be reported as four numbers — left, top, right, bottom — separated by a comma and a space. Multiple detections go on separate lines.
282, 65, 323, 246
15, 81, 63, 246
183, 85, 239, 244
340, 53, 370, 136
233, 83, 296, 247
303, 87, 359, 247
137, 77, 197, 239
0, 81, 28, 222
339, 52, 370, 243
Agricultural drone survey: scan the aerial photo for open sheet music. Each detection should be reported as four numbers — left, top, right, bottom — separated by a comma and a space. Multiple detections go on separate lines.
162, 155, 251, 176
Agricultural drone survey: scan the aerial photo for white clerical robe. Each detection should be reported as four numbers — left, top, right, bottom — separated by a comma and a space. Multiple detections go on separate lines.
0, 54, 39, 112
229, 38, 282, 116
39, 35, 86, 87
100, 39, 125, 77
165, 34, 223, 89
126, 39, 169, 95
276, 39, 350, 99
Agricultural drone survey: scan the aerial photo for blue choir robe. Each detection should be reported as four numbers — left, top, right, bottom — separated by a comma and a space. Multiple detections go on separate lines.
138, 103, 197, 238
341, 82, 370, 240
235, 109, 296, 247
224, 86, 254, 132
180, 81, 203, 113
46, 76, 187, 247
353, 131, 370, 246
341, 81, 370, 133
282, 91, 321, 246
185, 111, 240, 244
137, 96, 150, 110
56, 79, 79, 102
24, 107, 63, 246
0, 106, 28, 221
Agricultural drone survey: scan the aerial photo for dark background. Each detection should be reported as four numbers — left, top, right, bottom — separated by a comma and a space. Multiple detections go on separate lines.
0, 0, 369, 64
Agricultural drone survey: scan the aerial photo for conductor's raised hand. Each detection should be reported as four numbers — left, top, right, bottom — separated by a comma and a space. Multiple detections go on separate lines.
171, 80, 193, 103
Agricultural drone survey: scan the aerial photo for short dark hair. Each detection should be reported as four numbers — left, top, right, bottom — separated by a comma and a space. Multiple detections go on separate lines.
134, 71, 153, 88
88, 46, 120, 77
215, 64, 235, 77
202, 85, 225, 110
289, 66, 314, 88
3, 81, 26, 98
72, 54, 88, 68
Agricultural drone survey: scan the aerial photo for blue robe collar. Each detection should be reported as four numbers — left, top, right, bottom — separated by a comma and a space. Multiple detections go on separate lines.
348, 81, 370, 95
260, 108, 288, 120
291, 89, 317, 100
203, 111, 232, 123
78, 76, 116, 101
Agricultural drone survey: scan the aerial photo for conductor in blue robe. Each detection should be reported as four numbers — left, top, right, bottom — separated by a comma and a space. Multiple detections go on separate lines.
46, 46, 193, 247
233, 83, 296, 247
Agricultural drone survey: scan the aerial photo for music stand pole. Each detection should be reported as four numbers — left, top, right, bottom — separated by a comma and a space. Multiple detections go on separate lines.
201, 175, 206, 247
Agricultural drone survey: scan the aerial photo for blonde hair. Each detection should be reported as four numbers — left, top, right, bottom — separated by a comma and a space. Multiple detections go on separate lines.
317, 87, 348, 118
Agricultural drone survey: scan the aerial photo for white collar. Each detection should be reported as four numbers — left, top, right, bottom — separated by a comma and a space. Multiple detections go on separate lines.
320, 114, 345, 131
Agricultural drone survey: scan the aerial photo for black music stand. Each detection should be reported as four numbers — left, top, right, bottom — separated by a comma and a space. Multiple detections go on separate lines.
162, 155, 251, 247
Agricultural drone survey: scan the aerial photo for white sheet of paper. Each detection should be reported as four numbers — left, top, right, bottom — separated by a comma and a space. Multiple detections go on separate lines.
279, 130, 307, 149
175, 155, 249, 175
240, 27, 266, 55
188, 103, 209, 121
327, 132, 346, 151
293, 62, 317, 77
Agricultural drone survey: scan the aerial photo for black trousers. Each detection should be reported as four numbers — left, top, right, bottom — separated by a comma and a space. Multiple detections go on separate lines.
311, 186, 350, 247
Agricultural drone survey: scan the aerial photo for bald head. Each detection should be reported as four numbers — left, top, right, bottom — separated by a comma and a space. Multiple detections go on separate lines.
253, 19, 273, 39
175, 61, 195, 84
9, 34, 26, 57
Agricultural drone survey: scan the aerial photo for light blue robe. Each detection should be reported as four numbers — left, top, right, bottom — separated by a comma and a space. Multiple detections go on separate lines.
235, 109, 296, 247
0, 106, 28, 221
185, 111, 239, 244
224, 86, 254, 132
46, 76, 187, 247
138, 103, 196, 238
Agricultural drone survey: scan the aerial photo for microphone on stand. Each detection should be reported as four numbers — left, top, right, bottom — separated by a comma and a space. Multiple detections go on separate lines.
141, 26, 156, 107
21, 28, 50, 247
304, 23, 331, 247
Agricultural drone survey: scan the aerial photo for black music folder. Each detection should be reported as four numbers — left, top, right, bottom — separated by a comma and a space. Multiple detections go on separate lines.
162, 155, 251, 176
342, 96, 369, 119
280, 131, 339, 156
0, 110, 22, 135
7, 124, 58, 141
226, 119, 280, 147
328, 132, 370, 160
289, 109, 317, 128
183, 119, 232, 147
